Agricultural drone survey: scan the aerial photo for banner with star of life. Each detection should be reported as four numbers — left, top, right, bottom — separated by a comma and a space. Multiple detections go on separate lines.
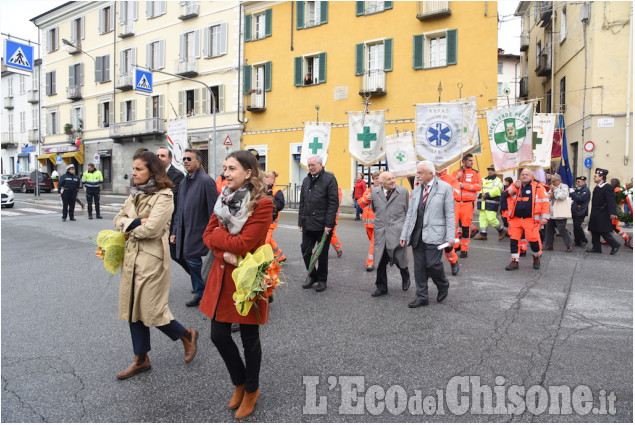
521, 113, 557, 168
348, 111, 386, 166
486, 103, 534, 172
301, 122, 332, 168
385, 132, 417, 178
415, 103, 464, 169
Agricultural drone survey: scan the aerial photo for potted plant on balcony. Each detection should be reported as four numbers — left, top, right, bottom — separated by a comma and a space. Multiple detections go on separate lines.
64, 123, 74, 135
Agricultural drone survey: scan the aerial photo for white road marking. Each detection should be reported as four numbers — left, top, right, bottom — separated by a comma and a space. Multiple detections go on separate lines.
16, 208, 57, 215
1, 210, 22, 216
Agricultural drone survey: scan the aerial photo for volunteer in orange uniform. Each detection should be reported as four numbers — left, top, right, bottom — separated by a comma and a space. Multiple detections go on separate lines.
436, 169, 460, 276
358, 172, 381, 271
452, 154, 482, 258
329, 187, 344, 257
504, 168, 550, 271
216, 160, 228, 194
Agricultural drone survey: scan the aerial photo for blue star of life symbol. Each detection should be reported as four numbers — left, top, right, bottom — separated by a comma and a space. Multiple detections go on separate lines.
427, 122, 452, 147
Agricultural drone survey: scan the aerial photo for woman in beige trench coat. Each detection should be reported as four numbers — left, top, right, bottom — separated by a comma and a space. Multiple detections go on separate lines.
113, 151, 198, 380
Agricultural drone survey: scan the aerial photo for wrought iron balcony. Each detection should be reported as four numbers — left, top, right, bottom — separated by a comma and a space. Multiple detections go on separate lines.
359, 70, 386, 97
1, 132, 16, 146
520, 31, 529, 52
4, 96, 14, 109
67, 39, 82, 55
535, 49, 551, 77
416, 1, 451, 20
27, 89, 39, 103
178, 2, 199, 20
115, 72, 134, 91
28, 129, 39, 142
119, 22, 135, 38
110, 117, 165, 140
540, 2, 552, 27
519, 76, 529, 98
66, 85, 82, 100
246, 89, 266, 112
175, 58, 198, 77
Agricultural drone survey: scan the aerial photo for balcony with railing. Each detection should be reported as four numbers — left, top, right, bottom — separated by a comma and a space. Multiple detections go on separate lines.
67, 39, 82, 55
28, 129, 39, 143
1, 132, 16, 147
246, 89, 266, 112
119, 21, 135, 38
27, 89, 39, 104
4, 96, 14, 109
66, 85, 82, 100
359, 70, 386, 97
175, 58, 198, 77
115, 72, 134, 90
519, 77, 529, 98
109, 118, 165, 140
520, 31, 529, 51
535, 49, 551, 77
417, 1, 451, 20
178, 2, 199, 20
540, 2, 552, 27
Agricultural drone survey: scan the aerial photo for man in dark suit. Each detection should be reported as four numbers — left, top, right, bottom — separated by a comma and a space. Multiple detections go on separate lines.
586, 168, 620, 255
158, 147, 190, 276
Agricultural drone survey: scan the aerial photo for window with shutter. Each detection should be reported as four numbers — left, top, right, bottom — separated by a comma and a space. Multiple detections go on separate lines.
296, 53, 327, 86
95, 56, 103, 82
415, 29, 457, 69
243, 65, 252, 94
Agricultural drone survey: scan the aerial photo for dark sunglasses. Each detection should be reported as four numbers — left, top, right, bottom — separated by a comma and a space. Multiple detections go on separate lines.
183, 157, 194, 162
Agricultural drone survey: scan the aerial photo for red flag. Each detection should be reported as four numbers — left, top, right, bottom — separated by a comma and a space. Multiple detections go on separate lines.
551, 128, 562, 157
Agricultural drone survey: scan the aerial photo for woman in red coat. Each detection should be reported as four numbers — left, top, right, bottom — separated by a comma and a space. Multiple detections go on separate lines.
200, 150, 273, 419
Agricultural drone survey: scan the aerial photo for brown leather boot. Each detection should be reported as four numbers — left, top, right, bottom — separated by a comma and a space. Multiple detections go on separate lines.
181, 329, 198, 363
235, 389, 260, 419
228, 384, 246, 410
116, 354, 151, 380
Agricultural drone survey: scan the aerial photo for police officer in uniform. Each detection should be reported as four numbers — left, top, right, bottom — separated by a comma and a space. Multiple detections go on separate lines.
82, 162, 104, 219
58, 164, 81, 221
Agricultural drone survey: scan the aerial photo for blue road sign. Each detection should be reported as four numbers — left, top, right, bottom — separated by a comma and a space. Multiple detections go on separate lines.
584, 157, 593, 169
134, 68, 153, 94
4, 39, 34, 73
56, 155, 63, 162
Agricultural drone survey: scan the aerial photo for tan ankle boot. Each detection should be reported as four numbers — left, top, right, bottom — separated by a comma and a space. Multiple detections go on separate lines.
116, 354, 151, 380
235, 389, 260, 419
228, 384, 246, 409
180, 329, 198, 363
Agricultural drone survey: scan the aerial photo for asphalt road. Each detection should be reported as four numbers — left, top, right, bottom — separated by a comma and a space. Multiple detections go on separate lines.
1, 194, 633, 422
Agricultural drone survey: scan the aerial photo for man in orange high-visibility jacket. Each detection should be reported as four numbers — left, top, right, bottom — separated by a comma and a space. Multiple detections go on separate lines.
215, 160, 228, 194
358, 171, 381, 271
505, 168, 550, 271
330, 187, 344, 257
436, 169, 460, 276
452, 154, 482, 258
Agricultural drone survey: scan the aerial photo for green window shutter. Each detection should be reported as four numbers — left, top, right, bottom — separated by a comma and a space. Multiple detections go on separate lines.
296, 2, 305, 29
265, 9, 272, 37
244, 14, 252, 42
384, 38, 393, 72
355, 43, 364, 76
356, 1, 364, 16
318, 52, 326, 83
446, 29, 457, 65
243, 65, 252, 94
264, 61, 272, 92
294, 57, 303, 86
320, 1, 328, 24
413, 34, 424, 69
384, 1, 393, 10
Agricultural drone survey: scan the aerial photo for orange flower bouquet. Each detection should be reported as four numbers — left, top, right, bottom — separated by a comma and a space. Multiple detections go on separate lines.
232, 244, 281, 316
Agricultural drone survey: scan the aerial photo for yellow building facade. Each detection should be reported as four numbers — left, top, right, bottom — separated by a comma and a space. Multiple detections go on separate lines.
243, 1, 498, 204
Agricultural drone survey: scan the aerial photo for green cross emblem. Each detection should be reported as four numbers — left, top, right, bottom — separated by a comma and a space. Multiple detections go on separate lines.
532, 130, 543, 150
308, 137, 323, 154
396, 152, 405, 162
494, 118, 526, 153
357, 126, 377, 149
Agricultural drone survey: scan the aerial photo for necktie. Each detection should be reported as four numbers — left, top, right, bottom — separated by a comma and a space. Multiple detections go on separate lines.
386, 190, 392, 201
421, 185, 430, 206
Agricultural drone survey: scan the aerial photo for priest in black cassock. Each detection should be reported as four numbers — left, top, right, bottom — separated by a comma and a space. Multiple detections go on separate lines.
586, 168, 621, 255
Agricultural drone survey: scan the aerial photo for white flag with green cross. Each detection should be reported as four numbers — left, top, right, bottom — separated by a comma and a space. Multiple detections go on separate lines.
486, 102, 534, 171
301, 122, 332, 167
348, 111, 385, 166
385, 132, 417, 178
520, 113, 557, 168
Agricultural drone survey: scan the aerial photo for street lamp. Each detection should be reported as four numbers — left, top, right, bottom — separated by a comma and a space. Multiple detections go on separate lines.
61, 38, 95, 64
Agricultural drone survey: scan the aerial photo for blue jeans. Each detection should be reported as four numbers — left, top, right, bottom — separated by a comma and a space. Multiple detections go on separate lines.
185, 257, 205, 298
354, 200, 363, 219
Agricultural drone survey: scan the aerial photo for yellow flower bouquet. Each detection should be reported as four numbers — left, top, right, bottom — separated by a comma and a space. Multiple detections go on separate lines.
232, 244, 281, 316
92, 230, 126, 274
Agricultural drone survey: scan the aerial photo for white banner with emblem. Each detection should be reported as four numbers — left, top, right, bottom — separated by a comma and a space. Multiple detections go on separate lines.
521, 113, 557, 168
486, 103, 534, 171
167, 118, 188, 173
301, 122, 332, 168
415, 103, 464, 169
385, 132, 417, 178
348, 111, 385, 166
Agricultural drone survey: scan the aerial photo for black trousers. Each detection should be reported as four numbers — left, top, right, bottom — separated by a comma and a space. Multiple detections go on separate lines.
412, 242, 449, 302
85, 188, 100, 215
170, 242, 191, 276
61, 189, 77, 219
375, 250, 410, 292
129, 320, 185, 355
210, 319, 261, 393
301, 229, 333, 282
591, 231, 620, 250
572, 215, 588, 245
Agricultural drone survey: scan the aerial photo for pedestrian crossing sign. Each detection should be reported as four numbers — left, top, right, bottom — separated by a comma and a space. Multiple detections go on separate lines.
134, 68, 153, 95
3, 39, 34, 73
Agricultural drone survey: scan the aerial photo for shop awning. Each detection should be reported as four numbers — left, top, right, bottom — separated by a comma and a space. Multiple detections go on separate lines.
37, 153, 58, 166
61, 151, 84, 165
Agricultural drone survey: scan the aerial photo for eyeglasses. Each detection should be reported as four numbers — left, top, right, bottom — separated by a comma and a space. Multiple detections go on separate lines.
183, 157, 193, 162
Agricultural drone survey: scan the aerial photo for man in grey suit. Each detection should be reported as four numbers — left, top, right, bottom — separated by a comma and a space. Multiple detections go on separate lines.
400, 161, 455, 308
371, 171, 410, 297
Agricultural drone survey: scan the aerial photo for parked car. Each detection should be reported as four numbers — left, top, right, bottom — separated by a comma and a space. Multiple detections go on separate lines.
1, 180, 15, 208
7, 171, 54, 193
1, 173, 12, 183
